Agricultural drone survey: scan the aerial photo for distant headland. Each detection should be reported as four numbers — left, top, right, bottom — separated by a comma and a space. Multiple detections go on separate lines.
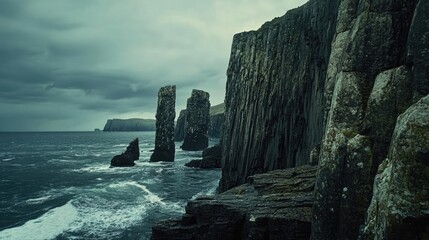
103, 118, 156, 132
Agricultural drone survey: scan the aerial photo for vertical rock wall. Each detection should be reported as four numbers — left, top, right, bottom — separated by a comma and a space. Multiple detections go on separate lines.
174, 109, 187, 142
220, 0, 341, 192
311, 0, 422, 239
181, 90, 211, 151
150, 85, 176, 162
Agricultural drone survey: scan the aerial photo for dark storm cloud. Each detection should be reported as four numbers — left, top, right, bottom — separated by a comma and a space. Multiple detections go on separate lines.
0, 0, 307, 131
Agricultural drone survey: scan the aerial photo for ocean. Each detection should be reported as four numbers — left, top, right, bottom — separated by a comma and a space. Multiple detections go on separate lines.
0, 132, 221, 240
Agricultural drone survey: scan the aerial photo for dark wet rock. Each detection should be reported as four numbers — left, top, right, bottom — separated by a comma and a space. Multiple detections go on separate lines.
150, 85, 176, 162
151, 166, 317, 240
219, 0, 341, 192
361, 95, 429, 240
103, 118, 156, 131
174, 109, 187, 142
185, 145, 222, 169
110, 138, 139, 167
110, 154, 134, 167
181, 90, 210, 151
311, 0, 419, 239
208, 103, 224, 139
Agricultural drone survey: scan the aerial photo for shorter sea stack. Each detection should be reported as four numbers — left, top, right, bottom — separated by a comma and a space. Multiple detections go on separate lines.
174, 110, 187, 142
110, 138, 140, 167
181, 90, 210, 151
185, 145, 222, 169
151, 85, 176, 162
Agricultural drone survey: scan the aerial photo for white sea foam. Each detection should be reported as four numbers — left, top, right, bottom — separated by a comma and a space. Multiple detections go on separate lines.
2, 157, 15, 162
25, 195, 51, 205
0, 201, 78, 240
112, 144, 128, 147
109, 181, 165, 205
191, 180, 218, 200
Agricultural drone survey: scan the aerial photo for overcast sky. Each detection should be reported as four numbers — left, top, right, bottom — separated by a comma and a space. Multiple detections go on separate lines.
0, 0, 306, 131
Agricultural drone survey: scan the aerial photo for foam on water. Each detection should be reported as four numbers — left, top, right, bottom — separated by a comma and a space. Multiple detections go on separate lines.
109, 181, 164, 205
2, 157, 15, 162
25, 195, 52, 205
0, 201, 78, 240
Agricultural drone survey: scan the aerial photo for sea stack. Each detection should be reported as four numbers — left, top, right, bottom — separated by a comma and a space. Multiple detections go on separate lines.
110, 138, 140, 167
174, 109, 187, 141
181, 90, 210, 151
150, 85, 176, 162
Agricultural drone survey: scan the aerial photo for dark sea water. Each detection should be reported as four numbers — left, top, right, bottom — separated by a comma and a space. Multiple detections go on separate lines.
0, 132, 220, 240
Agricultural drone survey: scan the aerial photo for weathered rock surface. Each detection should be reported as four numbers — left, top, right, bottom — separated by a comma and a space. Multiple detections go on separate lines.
103, 118, 156, 132
208, 103, 224, 139
181, 90, 210, 151
110, 138, 139, 167
174, 110, 187, 142
151, 166, 317, 240
150, 86, 176, 162
361, 95, 429, 240
220, 0, 340, 192
311, 0, 422, 239
185, 145, 222, 169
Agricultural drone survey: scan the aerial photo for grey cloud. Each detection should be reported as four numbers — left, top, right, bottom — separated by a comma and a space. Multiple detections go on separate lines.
0, 0, 307, 131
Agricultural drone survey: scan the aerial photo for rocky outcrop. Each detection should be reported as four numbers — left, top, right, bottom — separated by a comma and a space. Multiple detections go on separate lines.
185, 145, 222, 169
110, 138, 140, 167
311, 0, 422, 239
151, 0, 429, 239
103, 118, 156, 132
181, 90, 211, 151
208, 103, 224, 139
152, 166, 317, 240
220, 0, 340, 192
361, 95, 429, 240
174, 110, 187, 141
150, 86, 176, 162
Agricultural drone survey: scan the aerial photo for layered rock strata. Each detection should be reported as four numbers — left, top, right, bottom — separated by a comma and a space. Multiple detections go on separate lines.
152, 166, 317, 240
150, 86, 176, 162
181, 90, 211, 151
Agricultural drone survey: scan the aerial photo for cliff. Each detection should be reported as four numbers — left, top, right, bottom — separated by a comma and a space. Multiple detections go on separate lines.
220, 0, 340, 191
208, 103, 224, 139
176, 103, 224, 141
103, 118, 155, 132
152, 0, 429, 239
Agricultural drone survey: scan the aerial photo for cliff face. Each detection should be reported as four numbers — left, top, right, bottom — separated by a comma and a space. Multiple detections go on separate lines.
103, 118, 155, 132
208, 103, 224, 139
174, 110, 187, 141
220, 0, 340, 191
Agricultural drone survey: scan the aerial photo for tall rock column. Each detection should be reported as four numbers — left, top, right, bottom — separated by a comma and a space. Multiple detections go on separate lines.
150, 85, 176, 162
174, 109, 187, 141
181, 90, 210, 151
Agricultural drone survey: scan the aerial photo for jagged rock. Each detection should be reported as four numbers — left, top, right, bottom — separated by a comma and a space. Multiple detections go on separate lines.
181, 90, 210, 151
174, 110, 187, 142
151, 166, 317, 240
151, 86, 176, 162
111, 154, 134, 167
311, 1, 419, 239
185, 145, 222, 169
110, 138, 139, 167
125, 138, 140, 161
361, 95, 429, 240
103, 118, 156, 131
219, 0, 340, 192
